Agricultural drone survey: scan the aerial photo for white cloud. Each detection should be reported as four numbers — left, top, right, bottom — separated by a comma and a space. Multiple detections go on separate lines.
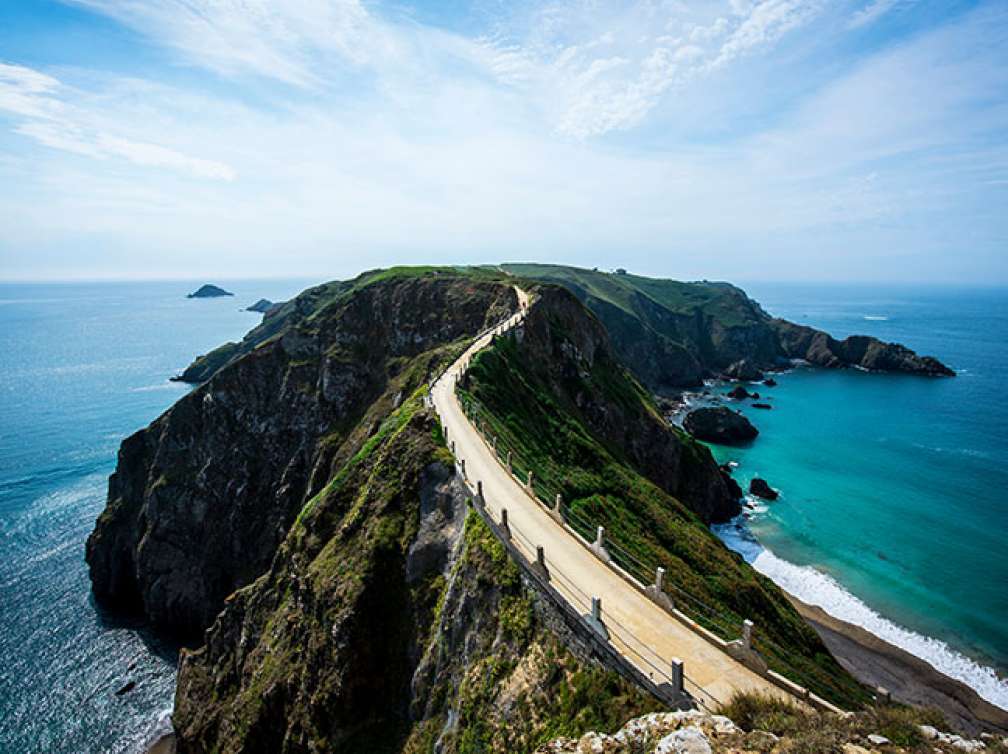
0, 1, 1005, 283
849, 0, 915, 29
68, 0, 399, 86
476, 1, 829, 138
0, 64, 236, 180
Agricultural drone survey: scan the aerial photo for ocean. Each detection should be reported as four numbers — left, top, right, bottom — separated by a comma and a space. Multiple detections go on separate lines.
0, 280, 1005, 753
0, 280, 311, 753
708, 283, 1008, 710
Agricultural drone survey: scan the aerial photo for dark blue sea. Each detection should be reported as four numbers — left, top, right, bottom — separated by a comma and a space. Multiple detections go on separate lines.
0, 280, 1005, 753
0, 280, 311, 753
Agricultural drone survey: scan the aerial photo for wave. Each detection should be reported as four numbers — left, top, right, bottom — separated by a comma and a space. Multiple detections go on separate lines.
131, 381, 187, 393
863, 315, 889, 321
713, 519, 1008, 711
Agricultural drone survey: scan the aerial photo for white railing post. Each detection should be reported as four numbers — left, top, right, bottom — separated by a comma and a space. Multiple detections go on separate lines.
527, 470, 533, 494
500, 508, 510, 539
655, 566, 665, 592
742, 619, 753, 649
460, 458, 466, 478
670, 658, 684, 696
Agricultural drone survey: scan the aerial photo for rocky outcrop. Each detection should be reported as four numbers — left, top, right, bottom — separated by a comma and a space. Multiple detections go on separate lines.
505, 265, 954, 388
537, 708, 997, 754
245, 298, 276, 313
683, 408, 758, 446
749, 478, 778, 501
87, 274, 517, 639
772, 320, 955, 377
187, 284, 233, 298
725, 385, 750, 400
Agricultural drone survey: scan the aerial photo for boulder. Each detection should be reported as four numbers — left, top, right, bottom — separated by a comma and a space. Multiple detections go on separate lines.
724, 358, 764, 382
725, 385, 750, 400
751, 402, 772, 410
749, 478, 778, 500
683, 407, 758, 445
763, 377, 777, 387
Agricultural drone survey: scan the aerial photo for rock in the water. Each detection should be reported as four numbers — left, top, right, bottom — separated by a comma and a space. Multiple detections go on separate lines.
725, 385, 750, 400
724, 358, 764, 382
751, 402, 772, 410
245, 298, 275, 313
749, 477, 778, 500
683, 407, 758, 445
187, 284, 233, 298
763, 377, 777, 387
115, 680, 136, 696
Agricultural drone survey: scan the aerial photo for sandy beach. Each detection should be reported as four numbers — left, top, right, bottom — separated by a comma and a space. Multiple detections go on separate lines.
790, 595, 1008, 737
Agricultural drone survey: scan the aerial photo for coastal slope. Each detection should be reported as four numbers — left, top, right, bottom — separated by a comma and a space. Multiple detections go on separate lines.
86, 271, 517, 639
501, 264, 954, 389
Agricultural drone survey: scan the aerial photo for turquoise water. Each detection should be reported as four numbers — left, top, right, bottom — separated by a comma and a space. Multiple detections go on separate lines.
0, 280, 310, 753
707, 284, 1008, 709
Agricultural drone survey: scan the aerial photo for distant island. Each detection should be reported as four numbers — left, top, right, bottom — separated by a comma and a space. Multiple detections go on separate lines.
187, 284, 233, 299
245, 298, 277, 313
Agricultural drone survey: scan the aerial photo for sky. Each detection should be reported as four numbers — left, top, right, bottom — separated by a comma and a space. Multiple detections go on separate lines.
0, 0, 1005, 283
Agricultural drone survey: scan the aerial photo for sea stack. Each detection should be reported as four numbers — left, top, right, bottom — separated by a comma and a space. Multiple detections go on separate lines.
683, 407, 759, 445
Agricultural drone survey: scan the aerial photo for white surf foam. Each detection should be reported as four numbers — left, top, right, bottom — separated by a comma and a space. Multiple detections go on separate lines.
864, 315, 889, 321
713, 519, 1008, 711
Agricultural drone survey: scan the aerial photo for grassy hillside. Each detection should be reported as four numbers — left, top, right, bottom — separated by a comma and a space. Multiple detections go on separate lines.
456, 289, 868, 709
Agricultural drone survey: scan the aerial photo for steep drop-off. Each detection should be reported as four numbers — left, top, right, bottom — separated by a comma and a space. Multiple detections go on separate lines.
86, 272, 517, 639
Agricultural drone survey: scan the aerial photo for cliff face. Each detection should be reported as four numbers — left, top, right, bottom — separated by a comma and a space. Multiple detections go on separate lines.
502, 264, 954, 388
173, 396, 659, 753
86, 274, 517, 639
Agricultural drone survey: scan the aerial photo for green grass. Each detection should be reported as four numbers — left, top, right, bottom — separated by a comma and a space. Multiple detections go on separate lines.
717, 690, 969, 754
457, 328, 867, 709
501, 262, 764, 329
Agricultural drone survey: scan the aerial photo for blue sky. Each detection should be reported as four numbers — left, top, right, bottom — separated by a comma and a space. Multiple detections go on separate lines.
0, 0, 1005, 282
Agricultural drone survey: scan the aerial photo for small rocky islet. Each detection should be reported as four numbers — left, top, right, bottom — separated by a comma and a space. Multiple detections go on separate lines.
185, 283, 233, 298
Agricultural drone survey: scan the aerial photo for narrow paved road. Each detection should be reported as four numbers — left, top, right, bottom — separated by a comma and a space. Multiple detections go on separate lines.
431, 287, 796, 709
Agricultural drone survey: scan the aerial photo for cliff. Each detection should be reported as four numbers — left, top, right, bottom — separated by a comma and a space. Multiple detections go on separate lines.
502, 264, 954, 388
172, 394, 661, 752
87, 271, 517, 639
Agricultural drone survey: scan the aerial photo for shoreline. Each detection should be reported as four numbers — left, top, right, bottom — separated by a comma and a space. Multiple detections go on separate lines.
788, 594, 1008, 736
